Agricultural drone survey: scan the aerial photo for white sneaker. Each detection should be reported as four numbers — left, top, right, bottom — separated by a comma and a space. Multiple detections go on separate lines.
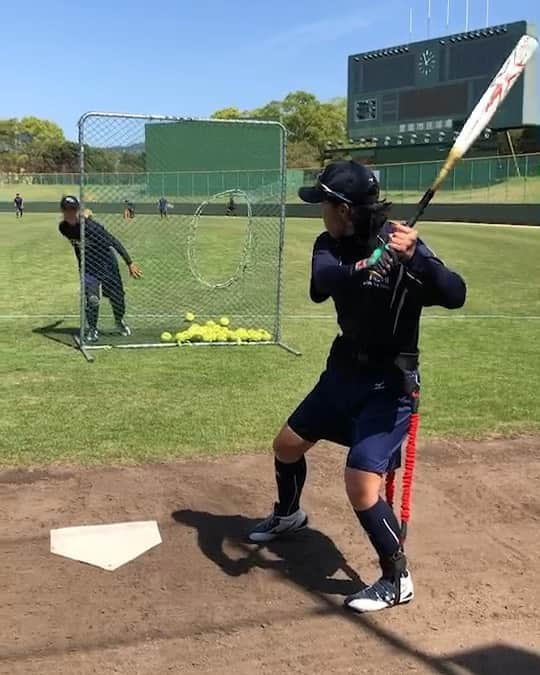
344, 571, 414, 613
115, 319, 132, 337
249, 503, 308, 543
84, 328, 99, 343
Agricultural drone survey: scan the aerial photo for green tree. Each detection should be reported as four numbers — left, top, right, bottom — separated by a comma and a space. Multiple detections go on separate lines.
251, 100, 284, 123
117, 150, 145, 172
211, 107, 246, 120
287, 140, 320, 168
211, 91, 348, 166
41, 141, 79, 172
18, 117, 65, 146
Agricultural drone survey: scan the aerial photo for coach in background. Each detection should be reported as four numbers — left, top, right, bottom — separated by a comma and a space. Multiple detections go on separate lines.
59, 196, 142, 342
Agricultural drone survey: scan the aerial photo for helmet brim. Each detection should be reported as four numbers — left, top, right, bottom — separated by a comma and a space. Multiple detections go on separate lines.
298, 186, 325, 204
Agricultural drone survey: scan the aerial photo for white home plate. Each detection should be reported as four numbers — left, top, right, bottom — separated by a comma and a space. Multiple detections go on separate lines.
50, 521, 162, 571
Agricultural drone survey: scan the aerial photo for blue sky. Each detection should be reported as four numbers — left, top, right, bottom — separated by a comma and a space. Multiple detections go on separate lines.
3, 0, 538, 139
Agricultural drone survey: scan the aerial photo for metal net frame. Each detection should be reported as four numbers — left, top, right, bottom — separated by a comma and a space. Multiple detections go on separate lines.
76, 112, 297, 360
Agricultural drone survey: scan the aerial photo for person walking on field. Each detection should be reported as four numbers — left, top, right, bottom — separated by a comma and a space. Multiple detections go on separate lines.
249, 161, 466, 613
58, 195, 143, 343
123, 200, 135, 219
158, 196, 169, 219
14, 193, 24, 218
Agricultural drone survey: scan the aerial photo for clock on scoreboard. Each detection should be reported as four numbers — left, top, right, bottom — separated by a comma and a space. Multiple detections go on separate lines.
347, 20, 538, 144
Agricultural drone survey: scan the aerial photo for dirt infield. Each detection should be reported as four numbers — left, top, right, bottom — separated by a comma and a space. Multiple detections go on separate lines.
1, 437, 539, 674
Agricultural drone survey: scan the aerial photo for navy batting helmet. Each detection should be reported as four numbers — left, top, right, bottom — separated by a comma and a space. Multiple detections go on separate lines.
60, 195, 80, 210
299, 161, 379, 206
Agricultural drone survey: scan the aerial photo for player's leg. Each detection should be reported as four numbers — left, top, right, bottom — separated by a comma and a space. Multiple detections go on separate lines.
343, 384, 413, 613
248, 425, 312, 543
102, 265, 130, 336
84, 274, 101, 342
249, 370, 348, 543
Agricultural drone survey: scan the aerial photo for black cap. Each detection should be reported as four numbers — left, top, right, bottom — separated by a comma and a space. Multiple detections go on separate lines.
60, 195, 80, 210
298, 160, 379, 206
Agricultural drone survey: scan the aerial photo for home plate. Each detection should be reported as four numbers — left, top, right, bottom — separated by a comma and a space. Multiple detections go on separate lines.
50, 521, 162, 571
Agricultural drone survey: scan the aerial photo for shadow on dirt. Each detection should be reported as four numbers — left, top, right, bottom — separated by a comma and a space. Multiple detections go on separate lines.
172, 509, 364, 596
172, 508, 540, 675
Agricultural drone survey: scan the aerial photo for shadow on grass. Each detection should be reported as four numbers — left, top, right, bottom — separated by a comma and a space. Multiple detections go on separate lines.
172, 509, 540, 675
32, 320, 79, 349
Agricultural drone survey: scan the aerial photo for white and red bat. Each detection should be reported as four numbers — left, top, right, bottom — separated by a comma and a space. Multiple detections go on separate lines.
385, 34, 538, 542
408, 33, 539, 226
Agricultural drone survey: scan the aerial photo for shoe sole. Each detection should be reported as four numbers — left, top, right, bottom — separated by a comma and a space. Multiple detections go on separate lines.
344, 594, 414, 614
248, 516, 308, 543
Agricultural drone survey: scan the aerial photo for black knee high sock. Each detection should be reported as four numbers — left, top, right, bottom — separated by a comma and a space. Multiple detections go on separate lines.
355, 498, 404, 579
275, 456, 306, 516
86, 301, 99, 330
110, 294, 125, 323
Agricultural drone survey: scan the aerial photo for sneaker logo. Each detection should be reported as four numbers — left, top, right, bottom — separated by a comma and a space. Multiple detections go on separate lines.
373, 381, 386, 391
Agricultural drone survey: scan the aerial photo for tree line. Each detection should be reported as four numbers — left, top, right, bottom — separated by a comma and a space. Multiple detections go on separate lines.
0, 117, 146, 174
0, 92, 347, 173
211, 92, 347, 167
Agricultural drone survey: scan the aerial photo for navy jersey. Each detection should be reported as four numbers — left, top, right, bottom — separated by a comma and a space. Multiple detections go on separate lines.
158, 198, 168, 210
59, 218, 132, 277
14, 196, 23, 208
310, 222, 466, 364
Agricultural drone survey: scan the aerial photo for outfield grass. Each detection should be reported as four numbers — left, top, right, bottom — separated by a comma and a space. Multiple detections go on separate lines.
1, 212, 539, 466
383, 175, 540, 204
2, 173, 540, 205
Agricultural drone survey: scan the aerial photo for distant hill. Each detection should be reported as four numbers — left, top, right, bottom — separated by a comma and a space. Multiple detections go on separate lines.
106, 142, 145, 154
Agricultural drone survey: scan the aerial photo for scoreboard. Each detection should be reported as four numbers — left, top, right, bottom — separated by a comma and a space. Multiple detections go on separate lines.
347, 20, 538, 144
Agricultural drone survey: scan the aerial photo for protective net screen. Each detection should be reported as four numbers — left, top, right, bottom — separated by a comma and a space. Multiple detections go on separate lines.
78, 113, 287, 349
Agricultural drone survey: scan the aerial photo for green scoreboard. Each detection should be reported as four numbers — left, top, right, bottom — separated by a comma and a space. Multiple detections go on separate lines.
347, 20, 538, 144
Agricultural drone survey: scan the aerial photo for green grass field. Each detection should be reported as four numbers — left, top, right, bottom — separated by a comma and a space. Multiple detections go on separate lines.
1, 212, 539, 467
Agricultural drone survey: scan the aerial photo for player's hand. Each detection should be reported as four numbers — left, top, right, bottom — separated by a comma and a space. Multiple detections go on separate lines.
129, 263, 143, 279
372, 247, 398, 277
388, 221, 418, 260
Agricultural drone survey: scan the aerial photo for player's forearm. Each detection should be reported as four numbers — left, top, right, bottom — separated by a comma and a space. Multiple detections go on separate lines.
108, 235, 133, 266
407, 250, 466, 309
311, 250, 370, 297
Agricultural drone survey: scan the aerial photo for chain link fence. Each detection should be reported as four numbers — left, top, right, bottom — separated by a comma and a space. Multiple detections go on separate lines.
2, 152, 540, 208
76, 112, 294, 356
301, 152, 540, 204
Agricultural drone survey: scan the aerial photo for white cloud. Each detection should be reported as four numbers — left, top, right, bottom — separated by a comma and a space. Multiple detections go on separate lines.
264, 14, 370, 48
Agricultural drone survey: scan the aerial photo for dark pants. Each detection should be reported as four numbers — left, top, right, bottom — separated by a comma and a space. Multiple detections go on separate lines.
84, 265, 125, 329
288, 365, 412, 474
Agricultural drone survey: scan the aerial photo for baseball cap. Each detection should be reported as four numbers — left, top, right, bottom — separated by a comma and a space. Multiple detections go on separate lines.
298, 160, 379, 206
60, 195, 80, 210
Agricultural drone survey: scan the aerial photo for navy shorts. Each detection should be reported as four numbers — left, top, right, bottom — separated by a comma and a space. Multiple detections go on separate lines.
288, 366, 413, 474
